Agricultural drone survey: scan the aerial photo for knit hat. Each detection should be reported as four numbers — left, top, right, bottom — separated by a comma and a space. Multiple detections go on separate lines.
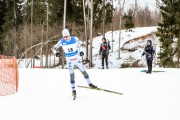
62, 29, 70, 37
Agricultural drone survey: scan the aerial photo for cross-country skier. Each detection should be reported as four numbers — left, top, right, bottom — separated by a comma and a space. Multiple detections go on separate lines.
141, 40, 155, 73
99, 38, 111, 69
51, 29, 97, 98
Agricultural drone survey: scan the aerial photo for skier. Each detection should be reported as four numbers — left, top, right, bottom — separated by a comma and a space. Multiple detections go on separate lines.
141, 40, 155, 73
51, 29, 97, 98
99, 38, 111, 69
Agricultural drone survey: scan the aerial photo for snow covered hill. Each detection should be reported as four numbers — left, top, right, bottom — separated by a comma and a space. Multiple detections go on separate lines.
0, 68, 180, 120
84, 26, 159, 69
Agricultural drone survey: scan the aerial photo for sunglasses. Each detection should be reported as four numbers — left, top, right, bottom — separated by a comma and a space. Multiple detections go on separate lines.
64, 36, 68, 38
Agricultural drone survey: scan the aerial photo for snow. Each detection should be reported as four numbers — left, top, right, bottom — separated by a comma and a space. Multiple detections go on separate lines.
0, 68, 180, 120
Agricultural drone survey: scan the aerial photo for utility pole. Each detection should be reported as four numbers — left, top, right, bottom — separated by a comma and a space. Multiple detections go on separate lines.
103, 0, 105, 38
62, 0, 67, 69
134, 0, 137, 19
89, 0, 93, 67
111, 0, 113, 52
178, 23, 180, 68
63, 0, 67, 29
83, 0, 88, 62
31, 0, 33, 68
45, 0, 49, 68
155, 0, 158, 26
13, 1, 17, 57
118, 0, 125, 59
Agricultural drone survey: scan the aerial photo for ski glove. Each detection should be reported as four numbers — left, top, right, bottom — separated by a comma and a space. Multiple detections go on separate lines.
55, 52, 60, 57
141, 52, 145, 57
80, 51, 84, 56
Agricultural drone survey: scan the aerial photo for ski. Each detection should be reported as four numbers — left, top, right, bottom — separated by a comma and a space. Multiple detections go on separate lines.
77, 85, 123, 95
141, 70, 165, 72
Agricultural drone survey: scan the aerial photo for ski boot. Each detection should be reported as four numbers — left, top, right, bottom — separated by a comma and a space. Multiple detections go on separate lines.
72, 90, 76, 100
106, 65, 109, 69
89, 83, 98, 89
146, 71, 151, 74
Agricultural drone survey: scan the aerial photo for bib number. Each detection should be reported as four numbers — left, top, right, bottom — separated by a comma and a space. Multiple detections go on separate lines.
68, 48, 73, 52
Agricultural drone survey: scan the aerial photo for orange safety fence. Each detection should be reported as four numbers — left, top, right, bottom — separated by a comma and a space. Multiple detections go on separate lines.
0, 54, 19, 96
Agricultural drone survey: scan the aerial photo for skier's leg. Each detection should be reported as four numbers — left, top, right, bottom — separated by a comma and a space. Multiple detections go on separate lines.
105, 55, 108, 69
147, 60, 150, 72
101, 55, 105, 69
149, 60, 153, 73
147, 60, 152, 73
67, 61, 76, 94
75, 58, 97, 88
75, 59, 90, 84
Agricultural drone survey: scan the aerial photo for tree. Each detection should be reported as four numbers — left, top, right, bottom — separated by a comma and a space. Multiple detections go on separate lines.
157, 0, 180, 67
0, 0, 6, 54
23, 0, 46, 25
123, 11, 134, 32
118, 0, 126, 59
48, 0, 64, 25
0, 0, 5, 32
173, 0, 180, 67
93, 0, 113, 30
2, 0, 23, 55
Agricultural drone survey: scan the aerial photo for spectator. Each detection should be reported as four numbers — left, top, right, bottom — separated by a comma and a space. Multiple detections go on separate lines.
99, 38, 111, 69
142, 40, 155, 73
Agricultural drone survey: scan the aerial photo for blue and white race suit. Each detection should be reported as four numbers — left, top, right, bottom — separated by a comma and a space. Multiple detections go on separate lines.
52, 36, 91, 90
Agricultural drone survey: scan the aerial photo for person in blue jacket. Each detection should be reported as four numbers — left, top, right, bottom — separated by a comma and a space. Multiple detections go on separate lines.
142, 40, 155, 73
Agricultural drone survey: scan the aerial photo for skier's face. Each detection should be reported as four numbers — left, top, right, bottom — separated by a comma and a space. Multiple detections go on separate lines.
147, 42, 150, 45
102, 39, 105, 43
64, 35, 70, 41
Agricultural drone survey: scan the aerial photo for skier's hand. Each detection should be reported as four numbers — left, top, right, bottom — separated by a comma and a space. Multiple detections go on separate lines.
80, 51, 84, 56
81, 43, 85, 47
55, 52, 60, 57
148, 54, 152, 58
141, 53, 145, 57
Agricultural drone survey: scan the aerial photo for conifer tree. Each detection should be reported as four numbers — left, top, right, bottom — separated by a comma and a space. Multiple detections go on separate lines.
123, 11, 134, 32
0, 0, 6, 53
157, 0, 180, 67
2, 0, 23, 55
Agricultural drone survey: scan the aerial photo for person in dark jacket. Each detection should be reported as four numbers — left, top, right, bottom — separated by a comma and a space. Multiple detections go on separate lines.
99, 38, 111, 69
142, 40, 155, 73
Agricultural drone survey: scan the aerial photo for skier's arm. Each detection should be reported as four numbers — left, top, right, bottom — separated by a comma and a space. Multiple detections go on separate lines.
75, 37, 81, 47
141, 46, 146, 56
152, 47, 155, 55
99, 44, 102, 55
51, 39, 62, 56
75, 37, 84, 50
108, 42, 111, 50
75, 37, 84, 56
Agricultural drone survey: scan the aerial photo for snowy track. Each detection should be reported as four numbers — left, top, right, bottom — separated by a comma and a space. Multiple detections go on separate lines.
0, 68, 180, 120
